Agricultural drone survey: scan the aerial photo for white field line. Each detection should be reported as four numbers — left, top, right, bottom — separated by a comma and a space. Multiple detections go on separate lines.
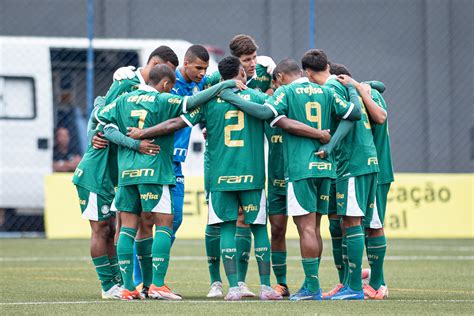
1, 255, 473, 262
1, 299, 474, 306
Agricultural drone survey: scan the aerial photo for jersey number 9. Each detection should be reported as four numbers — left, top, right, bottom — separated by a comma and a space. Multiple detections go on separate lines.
305, 102, 321, 128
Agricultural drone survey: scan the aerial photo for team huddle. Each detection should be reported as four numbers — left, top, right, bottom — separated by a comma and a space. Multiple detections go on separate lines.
72, 34, 393, 301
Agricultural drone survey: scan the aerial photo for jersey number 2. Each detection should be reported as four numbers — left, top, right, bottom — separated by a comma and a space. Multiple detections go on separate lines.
224, 110, 244, 147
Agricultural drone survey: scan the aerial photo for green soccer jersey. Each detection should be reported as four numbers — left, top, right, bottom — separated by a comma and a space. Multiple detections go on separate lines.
98, 86, 184, 186
371, 89, 394, 184
325, 75, 379, 181
205, 64, 272, 92
182, 89, 267, 192
104, 69, 144, 104
266, 77, 352, 182
72, 107, 118, 199
265, 124, 286, 194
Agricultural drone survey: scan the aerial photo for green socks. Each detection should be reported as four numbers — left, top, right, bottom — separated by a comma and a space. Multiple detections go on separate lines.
108, 256, 122, 285
329, 218, 344, 284
345, 225, 365, 291
152, 226, 173, 287
92, 255, 115, 291
135, 237, 153, 288
271, 251, 287, 285
302, 258, 320, 293
367, 235, 387, 290
235, 226, 251, 283
251, 224, 271, 286
117, 227, 137, 291
205, 225, 222, 284
220, 221, 238, 288
342, 236, 349, 285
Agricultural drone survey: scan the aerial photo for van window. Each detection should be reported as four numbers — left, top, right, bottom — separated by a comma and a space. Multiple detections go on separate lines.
0, 76, 36, 119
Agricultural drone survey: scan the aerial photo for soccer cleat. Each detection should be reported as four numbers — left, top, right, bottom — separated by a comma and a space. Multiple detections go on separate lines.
289, 288, 322, 301
330, 287, 364, 300
148, 284, 182, 300
238, 282, 256, 297
362, 268, 371, 285
260, 285, 283, 300
139, 285, 149, 299
364, 284, 389, 300
224, 286, 242, 301
119, 288, 142, 300
273, 283, 290, 297
101, 284, 122, 299
289, 283, 306, 300
207, 281, 224, 298
322, 283, 345, 299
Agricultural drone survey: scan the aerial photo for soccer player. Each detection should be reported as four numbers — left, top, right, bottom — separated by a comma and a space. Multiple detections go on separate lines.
72, 96, 159, 299
219, 58, 361, 300
126, 56, 331, 300
204, 34, 276, 298
97, 64, 238, 300
330, 64, 392, 300
303, 49, 380, 300
95, 46, 179, 296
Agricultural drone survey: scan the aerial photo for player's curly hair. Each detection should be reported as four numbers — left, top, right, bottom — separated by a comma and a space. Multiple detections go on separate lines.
229, 34, 258, 57
147, 46, 179, 67
301, 49, 329, 72
218, 56, 242, 80
148, 64, 176, 85
330, 63, 352, 77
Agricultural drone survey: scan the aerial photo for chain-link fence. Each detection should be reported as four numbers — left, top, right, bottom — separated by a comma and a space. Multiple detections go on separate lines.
0, 0, 472, 233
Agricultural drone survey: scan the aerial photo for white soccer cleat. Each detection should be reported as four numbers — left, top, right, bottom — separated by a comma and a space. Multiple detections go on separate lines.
207, 281, 224, 298
259, 285, 283, 300
238, 282, 256, 297
101, 284, 122, 299
224, 286, 242, 301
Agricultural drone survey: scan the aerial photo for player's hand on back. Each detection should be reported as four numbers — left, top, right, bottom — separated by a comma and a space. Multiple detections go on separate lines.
234, 80, 248, 91
360, 83, 372, 95
92, 132, 109, 149
315, 145, 329, 159
319, 129, 331, 144
337, 74, 358, 87
113, 66, 136, 81
138, 139, 160, 156
127, 127, 143, 139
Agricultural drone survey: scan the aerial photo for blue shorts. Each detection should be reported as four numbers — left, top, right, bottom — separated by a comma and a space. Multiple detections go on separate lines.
172, 162, 184, 235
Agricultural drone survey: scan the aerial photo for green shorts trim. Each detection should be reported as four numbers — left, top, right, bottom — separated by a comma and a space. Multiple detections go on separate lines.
366, 183, 391, 228
268, 190, 287, 216
336, 173, 377, 219
287, 178, 331, 216
115, 184, 173, 215
76, 186, 114, 221
208, 189, 267, 225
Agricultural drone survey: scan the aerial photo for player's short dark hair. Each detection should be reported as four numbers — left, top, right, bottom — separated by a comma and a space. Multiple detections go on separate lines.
274, 58, 301, 77
147, 46, 179, 67
330, 63, 352, 77
218, 56, 242, 80
184, 45, 210, 63
148, 64, 176, 85
301, 49, 329, 72
229, 34, 258, 57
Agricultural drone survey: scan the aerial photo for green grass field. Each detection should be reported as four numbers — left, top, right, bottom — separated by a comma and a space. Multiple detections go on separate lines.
1, 238, 473, 315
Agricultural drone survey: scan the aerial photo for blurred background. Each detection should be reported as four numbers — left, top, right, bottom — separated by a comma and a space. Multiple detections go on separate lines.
0, 0, 472, 236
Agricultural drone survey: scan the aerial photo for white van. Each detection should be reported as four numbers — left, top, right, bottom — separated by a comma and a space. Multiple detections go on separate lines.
0, 36, 213, 211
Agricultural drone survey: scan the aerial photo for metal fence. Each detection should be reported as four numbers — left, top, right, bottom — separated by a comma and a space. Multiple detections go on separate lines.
0, 0, 472, 233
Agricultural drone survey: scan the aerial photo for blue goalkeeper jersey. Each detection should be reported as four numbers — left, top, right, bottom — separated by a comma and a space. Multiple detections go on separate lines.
170, 68, 207, 165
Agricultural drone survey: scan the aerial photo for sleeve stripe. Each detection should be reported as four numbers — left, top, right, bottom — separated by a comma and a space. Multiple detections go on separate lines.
182, 96, 189, 114
104, 123, 119, 130
270, 115, 286, 128
342, 102, 355, 120
180, 114, 194, 128
264, 103, 279, 117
